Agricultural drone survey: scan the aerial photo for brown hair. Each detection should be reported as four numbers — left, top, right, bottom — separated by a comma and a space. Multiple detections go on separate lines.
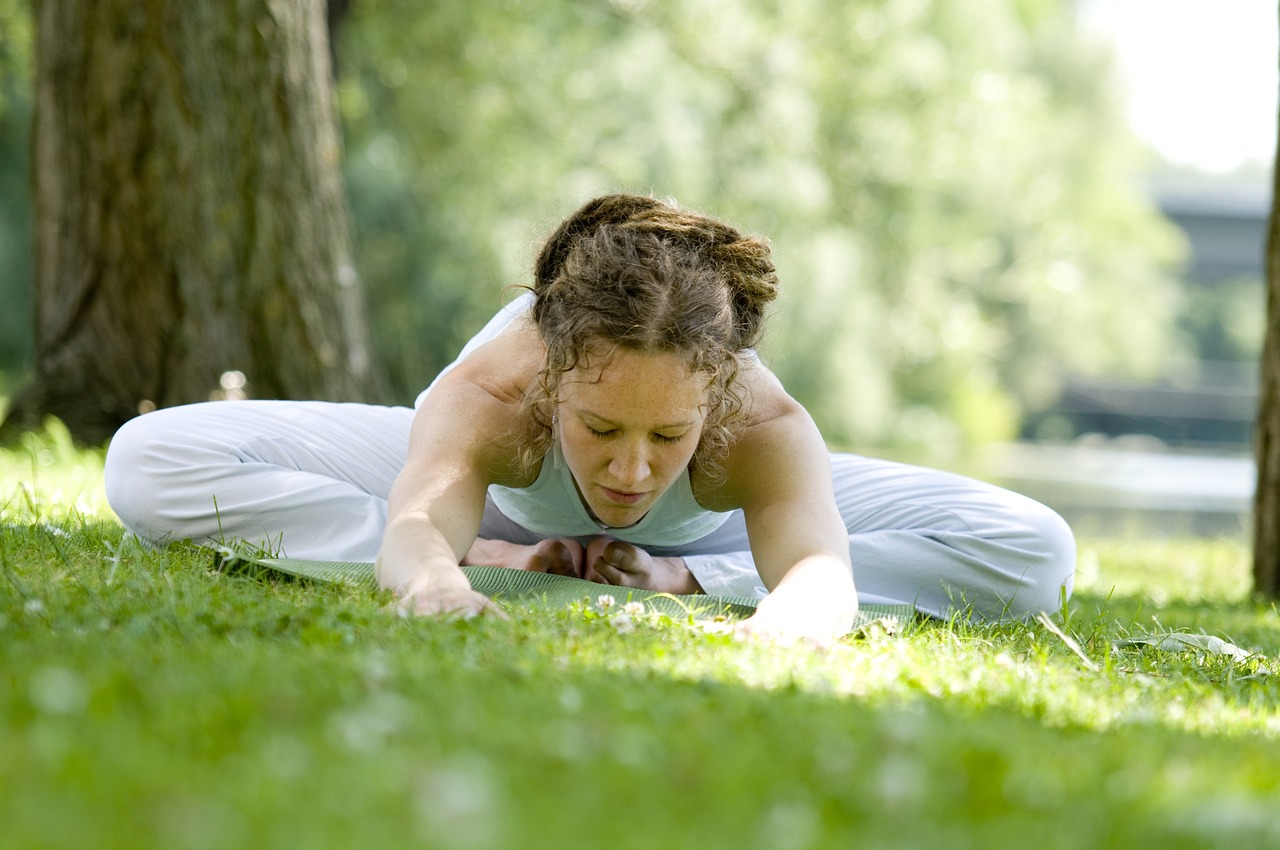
519, 193, 779, 477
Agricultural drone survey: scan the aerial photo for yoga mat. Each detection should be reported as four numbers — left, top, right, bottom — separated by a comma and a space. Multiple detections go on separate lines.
246, 557, 915, 627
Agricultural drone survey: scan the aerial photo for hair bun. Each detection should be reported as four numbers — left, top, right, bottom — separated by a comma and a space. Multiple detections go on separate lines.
534, 194, 777, 348
709, 235, 777, 349
534, 194, 664, 292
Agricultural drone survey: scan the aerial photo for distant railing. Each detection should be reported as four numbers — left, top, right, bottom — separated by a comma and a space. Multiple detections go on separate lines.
980, 441, 1253, 540
1023, 361, 1258, 451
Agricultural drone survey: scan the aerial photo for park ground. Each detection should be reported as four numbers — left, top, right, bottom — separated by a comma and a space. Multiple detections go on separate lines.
3, 421, 1280, 850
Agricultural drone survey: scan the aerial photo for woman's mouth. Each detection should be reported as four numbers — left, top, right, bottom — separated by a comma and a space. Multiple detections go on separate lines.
600, 486, 647, 505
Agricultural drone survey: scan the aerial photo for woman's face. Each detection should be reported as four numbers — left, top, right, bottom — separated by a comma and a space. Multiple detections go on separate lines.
556, 347, 708, 528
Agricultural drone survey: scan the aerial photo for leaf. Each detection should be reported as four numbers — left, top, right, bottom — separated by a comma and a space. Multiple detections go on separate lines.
1035, 612, 1101, 672
1113, 632, 1257, 661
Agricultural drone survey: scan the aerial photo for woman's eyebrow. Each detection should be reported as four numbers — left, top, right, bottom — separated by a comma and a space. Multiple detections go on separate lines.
574, 406, 696, 431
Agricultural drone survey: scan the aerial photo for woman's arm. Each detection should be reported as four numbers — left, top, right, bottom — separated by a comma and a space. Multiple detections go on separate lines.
377, 378, 525, 618
713, 376, 857, 645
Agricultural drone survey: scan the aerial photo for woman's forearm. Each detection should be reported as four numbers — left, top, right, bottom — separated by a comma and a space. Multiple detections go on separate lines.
771, 552, 855, 596
377, 513, 501, 618
378, 512, 449, 577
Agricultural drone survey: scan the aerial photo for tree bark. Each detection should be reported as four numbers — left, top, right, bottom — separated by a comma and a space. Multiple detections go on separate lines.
2, 0, 380, 444
1254, 6, 1280, 596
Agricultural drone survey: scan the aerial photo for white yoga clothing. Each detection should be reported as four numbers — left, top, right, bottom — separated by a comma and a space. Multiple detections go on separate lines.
105, 299, 1077, 619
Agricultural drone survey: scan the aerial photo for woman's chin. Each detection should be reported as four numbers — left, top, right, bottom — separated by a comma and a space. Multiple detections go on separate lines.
589, 500, 650, 529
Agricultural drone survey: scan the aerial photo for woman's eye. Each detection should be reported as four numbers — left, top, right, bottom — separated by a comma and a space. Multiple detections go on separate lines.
588, 427, 615, 440
654, 434, 683, 445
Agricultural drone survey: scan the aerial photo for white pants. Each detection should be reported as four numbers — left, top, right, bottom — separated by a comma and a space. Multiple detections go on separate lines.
104, 399, 1076, 619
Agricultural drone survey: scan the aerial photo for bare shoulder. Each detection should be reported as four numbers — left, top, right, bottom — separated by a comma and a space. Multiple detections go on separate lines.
736, 357, 804, 428
409, 316, 545, 487
694, 359, 827, 510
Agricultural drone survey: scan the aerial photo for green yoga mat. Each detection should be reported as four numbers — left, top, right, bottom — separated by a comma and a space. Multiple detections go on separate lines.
246, 557, 915, 627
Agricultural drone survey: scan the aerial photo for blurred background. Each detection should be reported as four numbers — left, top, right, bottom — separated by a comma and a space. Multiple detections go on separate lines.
0, 0, 1272, 539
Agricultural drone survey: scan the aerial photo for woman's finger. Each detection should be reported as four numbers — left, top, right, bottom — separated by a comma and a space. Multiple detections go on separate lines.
399, 588, 508, 621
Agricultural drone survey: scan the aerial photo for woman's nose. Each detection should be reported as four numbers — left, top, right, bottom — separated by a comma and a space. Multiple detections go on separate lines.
609, 443, 650, 485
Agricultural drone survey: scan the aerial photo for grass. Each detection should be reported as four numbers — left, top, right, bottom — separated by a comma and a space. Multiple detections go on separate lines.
4, 422, 1280, 850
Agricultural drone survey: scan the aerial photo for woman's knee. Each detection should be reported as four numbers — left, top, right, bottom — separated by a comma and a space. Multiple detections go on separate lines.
104, 412, 165, 534
103, 404, 231, 538
1001, 501, 1077, 617
103, 412, 151, 532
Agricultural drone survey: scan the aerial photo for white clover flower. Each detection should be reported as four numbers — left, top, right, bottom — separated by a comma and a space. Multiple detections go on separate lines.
610, 614, 635, 634
622, 601, 645, 617
595, 594, 616, 612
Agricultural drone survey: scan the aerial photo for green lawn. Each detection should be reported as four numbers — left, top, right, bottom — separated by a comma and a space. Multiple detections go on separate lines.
3, 423, 1279, 850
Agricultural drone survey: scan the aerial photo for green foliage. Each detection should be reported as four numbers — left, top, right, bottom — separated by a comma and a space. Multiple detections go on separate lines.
1177, 276, 1265, 368
6, 444, 1280, 849
0, 1, 1186, 450
0, 417, 106, 519
338, 0, 1183, 451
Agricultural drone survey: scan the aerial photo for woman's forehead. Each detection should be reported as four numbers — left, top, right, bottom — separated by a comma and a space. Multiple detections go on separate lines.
567, 344, 700, 382
561, 348, 708, 417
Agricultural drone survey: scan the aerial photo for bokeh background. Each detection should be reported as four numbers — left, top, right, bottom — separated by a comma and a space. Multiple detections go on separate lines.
0, 0, 1272, 537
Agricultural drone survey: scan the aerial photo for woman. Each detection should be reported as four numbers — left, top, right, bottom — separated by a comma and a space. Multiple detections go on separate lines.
106, 194, 1075, 644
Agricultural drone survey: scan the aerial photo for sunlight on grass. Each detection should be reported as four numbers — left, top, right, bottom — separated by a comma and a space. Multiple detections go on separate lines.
1077, 537, 1252, 603
5, 426, 1280, 849
1, 417, 110, 522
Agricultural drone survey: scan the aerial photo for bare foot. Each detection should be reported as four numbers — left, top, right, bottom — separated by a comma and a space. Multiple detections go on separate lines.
463, 537, 586, 578
583, 537, 702, 594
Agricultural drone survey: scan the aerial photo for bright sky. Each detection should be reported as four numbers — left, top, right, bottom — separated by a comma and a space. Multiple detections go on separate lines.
1078, 0, 1278, 173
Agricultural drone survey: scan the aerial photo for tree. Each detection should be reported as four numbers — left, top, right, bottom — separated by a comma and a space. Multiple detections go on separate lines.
1253, 5, 1280, 594
338, 0, 1181, 450
1, 0, 380, 444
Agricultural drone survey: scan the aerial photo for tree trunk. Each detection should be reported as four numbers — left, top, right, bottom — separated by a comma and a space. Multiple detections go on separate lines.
1254, 8, 1280, 596
2, 0, 380, 444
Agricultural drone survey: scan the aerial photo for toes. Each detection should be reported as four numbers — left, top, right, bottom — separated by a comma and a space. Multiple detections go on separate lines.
547, 547, 579, 578
602, 540, 635, 568
538, 539, 582, 578
584, 537, 611, 566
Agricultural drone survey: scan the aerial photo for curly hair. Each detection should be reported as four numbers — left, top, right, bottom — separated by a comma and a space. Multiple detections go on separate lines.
517, 193, 779, 479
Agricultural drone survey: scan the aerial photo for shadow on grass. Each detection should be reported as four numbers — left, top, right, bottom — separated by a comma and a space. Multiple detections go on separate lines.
7, 521, 1280, 848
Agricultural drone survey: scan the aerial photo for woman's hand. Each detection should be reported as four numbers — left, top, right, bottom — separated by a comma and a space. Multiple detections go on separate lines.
734, 591, 853, 647
390, 562, 507, 620
733, 554, 856, 647
583, 537, 703, 594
